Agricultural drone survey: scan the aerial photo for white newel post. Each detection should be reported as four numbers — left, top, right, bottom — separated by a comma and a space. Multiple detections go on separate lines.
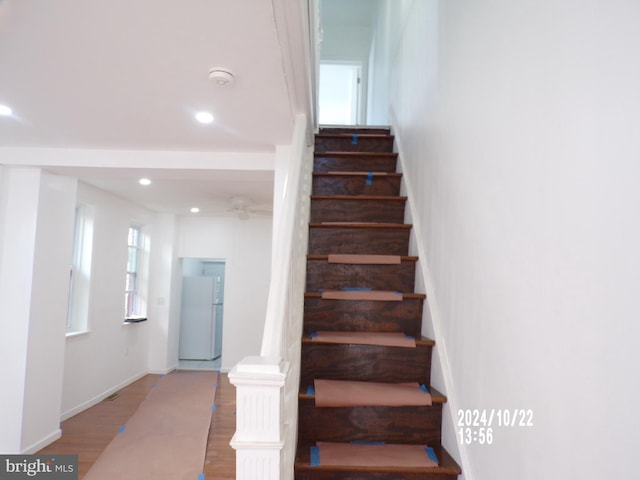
229, 356, 290, 480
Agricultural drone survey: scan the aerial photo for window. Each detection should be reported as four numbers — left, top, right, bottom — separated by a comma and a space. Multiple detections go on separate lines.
125, 226, 142, 319
67, 205, 93, 335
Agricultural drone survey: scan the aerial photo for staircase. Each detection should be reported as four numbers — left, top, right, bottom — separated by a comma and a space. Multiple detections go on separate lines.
294, 127, 462, 479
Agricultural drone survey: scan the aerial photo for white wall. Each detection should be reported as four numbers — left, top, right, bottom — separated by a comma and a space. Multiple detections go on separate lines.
61, 182, 154, 419
147, 213, 181, 374
178, 215, 272, 371
384, 1, 640, 479
0, 168, 76, 453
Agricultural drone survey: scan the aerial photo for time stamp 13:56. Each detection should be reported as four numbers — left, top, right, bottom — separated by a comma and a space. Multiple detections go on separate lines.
457, 409, 534, 445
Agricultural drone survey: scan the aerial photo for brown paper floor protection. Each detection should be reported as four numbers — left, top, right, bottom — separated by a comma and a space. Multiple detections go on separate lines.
312, 331, 416, 348
327, 254, 401, 264
314, 379, 432, 407
315, 442, 438, 468
84, 370, 218, 480
321, 290, 403, 301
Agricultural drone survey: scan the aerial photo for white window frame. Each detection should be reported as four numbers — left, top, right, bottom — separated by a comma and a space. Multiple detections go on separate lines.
66, 205, 93, 336
125, 225, 148, 322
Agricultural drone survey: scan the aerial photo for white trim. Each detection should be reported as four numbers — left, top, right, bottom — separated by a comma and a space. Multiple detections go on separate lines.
60, 371, 148, 421
22, 429, 62, 454
389, 108, 474, 480
0, 147, 274, 171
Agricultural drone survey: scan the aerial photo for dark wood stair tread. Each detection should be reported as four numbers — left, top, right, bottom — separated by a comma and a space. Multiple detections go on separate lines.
295, 443, 461, 475
316, 133, 395, 140
299, 384, 446, 403
305, 291, 425, 300
302, 334, 434, 346
309, 222, 412, 229
307, 254, 418, 262
319, 126, 391, 135
313, 172, 402, 177
312, 195, 407, 201
315, 151, 398, 158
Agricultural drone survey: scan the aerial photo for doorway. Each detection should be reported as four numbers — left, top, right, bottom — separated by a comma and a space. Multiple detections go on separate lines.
178, 259, 225, 365
318, 62, 362, 125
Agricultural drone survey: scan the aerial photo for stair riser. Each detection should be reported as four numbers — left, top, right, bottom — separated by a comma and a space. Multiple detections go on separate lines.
308, 227, 410, 255
306, 260, 416, 292
303, 297, 423, 337
298, 403, 443, 445
296, 472, 459, 480
312, 175, 402, 196
310, 199, 406, 224
315, 137, 395, 153
300, 343, 432, 387
314, 155, 397, 173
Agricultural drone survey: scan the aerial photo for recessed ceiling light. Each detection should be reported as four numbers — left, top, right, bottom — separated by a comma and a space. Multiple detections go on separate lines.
195, 112, 214, 124
190, 207, 200, 213
139, 178, 151, 186
0, 105, 12, 116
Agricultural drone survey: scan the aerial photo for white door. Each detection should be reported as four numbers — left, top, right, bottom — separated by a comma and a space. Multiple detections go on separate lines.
179, 276, 215, 360
319, 62, 361, 125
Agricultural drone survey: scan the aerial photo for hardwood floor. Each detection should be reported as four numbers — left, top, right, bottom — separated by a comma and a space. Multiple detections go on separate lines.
38, 372, 236, 479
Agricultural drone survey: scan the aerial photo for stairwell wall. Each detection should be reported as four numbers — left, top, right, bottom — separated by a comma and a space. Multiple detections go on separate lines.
382, 1, 640, 479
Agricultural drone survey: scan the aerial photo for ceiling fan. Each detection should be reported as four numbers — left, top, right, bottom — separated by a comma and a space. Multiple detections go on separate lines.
226, 196, 272, 220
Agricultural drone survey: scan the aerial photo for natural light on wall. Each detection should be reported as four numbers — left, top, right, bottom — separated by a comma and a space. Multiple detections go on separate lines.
318, 63, 361, 125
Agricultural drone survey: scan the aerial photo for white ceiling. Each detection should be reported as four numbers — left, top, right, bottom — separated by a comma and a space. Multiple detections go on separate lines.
0, 0, 299, 215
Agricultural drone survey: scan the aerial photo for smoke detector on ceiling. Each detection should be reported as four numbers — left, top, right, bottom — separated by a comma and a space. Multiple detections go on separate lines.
208, 68, 235, 86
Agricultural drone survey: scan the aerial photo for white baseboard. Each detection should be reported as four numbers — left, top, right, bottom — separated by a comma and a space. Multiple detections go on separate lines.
148, 364, 177, 375
22, 429, 61, 454
60, 370, 149, 421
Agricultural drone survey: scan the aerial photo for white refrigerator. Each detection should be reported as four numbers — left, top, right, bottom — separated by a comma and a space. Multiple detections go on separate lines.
179, 275, 224, 360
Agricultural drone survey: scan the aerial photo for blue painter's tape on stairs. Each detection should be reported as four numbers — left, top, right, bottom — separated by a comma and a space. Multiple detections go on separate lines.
425, 447, 438, 464
310, 446, 320, 466
352, 134, 358, 144
198, 473, 205, 480
310, 332, 318, 338
420, 384, 430, 394
366, 172, 373, 186
306, 385, 315, 396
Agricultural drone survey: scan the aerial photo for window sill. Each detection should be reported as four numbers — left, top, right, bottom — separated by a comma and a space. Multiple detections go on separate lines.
66, 330, 90, 338
123, 317, 147, 324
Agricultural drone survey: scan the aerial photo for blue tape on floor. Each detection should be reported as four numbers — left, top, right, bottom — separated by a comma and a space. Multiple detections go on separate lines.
211, 405, 217, 411
118, 425, 126, 434
214, 383, 219, 388
425, 446, 438, 464
306, 385, 315, 396
310, 446, 320, 467
365, 172, 373, 186
198, 473, 205, 480
352, 134, 358, 144
151, 383, 157, 388
420, 384, 430, 394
